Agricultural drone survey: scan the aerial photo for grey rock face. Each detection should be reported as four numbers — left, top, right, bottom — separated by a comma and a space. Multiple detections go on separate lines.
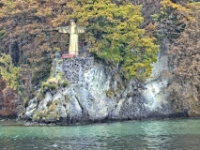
62, 57, 94, 84
142, 38, 171, 114
25, 38, 189, 124
25, 51, 175, 124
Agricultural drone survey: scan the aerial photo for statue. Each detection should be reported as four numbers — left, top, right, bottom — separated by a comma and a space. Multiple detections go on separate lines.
55, 19, 85, 56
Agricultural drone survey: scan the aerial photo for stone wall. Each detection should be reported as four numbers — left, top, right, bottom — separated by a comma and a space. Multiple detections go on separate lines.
62, 57, 94, 84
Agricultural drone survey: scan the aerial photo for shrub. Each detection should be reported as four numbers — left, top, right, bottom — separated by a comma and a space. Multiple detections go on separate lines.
41, 77, 69, 92
48, 103, 57, 112
35, 91, 45, 102
41, 81, 58, 91
61, 80, 69, 87
32, 111, 47, 121
46, 111, 59, 121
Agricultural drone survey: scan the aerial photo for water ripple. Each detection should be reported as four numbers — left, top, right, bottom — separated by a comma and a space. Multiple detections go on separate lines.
0, 119, 200, 150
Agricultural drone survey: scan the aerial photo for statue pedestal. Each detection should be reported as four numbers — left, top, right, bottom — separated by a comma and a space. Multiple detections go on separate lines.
61, 54, 75, 59
62, 57, 94, 84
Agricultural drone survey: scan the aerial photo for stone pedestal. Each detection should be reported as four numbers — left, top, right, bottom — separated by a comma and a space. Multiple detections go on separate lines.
62, 57, 94, 84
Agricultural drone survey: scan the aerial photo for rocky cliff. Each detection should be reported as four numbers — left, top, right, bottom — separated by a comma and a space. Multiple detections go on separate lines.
24, 38, 187, 124
0, 79, 22, 119
1, 0, 198, 123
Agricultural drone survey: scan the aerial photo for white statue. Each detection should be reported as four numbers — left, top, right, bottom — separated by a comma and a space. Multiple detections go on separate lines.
55, 19, 85, 56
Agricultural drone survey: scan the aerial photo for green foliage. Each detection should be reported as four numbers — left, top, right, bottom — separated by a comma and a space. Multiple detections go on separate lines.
0, 29, 7, 40
106, 89, 115, 97
46, 111, 59, 121
61, 80, 69, 87
0, 0, 159, 86
31, 52, 52, 85
106, 88, 121, 97
153, 0, 192, 42
0, 54, 21, 91
56, 0, 159, 80
23, 97, 29, 108
32, 111, 46, 121
190, 1, 200, 7
41, 76, 69, 92
159, 0, 192, 22
33, 100, 59, 121
151, 14, 160, 21
161, 0, 188, 11
36, 91, 44, 102
42, 81, 57, 91
48, 100, 58, 112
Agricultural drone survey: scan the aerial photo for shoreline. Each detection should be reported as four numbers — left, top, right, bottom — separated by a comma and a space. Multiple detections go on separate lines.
1, 112, 192, 126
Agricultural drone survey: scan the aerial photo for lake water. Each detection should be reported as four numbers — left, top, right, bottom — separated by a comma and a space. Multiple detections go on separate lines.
0, 119, 200, 150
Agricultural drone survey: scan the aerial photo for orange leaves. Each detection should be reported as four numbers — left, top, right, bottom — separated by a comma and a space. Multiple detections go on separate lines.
161, 0, 188, 11
166, 2, 200, 110
160, 0, 192, 21
145, 23, 156, 38
36, 7, 52, 17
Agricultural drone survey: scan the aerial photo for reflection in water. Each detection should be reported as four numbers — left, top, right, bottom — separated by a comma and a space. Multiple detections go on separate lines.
142, 120, 171, 149
0, 119, 200, 150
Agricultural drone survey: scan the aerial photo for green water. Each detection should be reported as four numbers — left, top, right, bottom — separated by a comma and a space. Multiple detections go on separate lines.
0, 119, 200, 150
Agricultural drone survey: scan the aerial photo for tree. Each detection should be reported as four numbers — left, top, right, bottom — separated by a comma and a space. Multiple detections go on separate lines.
152, 0, 191, 42
0, 54, 21, 91
53, 0, 159, 80
0, 0, 65, 87
166, 2, 200, 114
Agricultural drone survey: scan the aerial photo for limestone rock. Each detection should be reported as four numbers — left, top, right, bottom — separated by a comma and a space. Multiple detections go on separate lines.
25, 55, 176, 124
